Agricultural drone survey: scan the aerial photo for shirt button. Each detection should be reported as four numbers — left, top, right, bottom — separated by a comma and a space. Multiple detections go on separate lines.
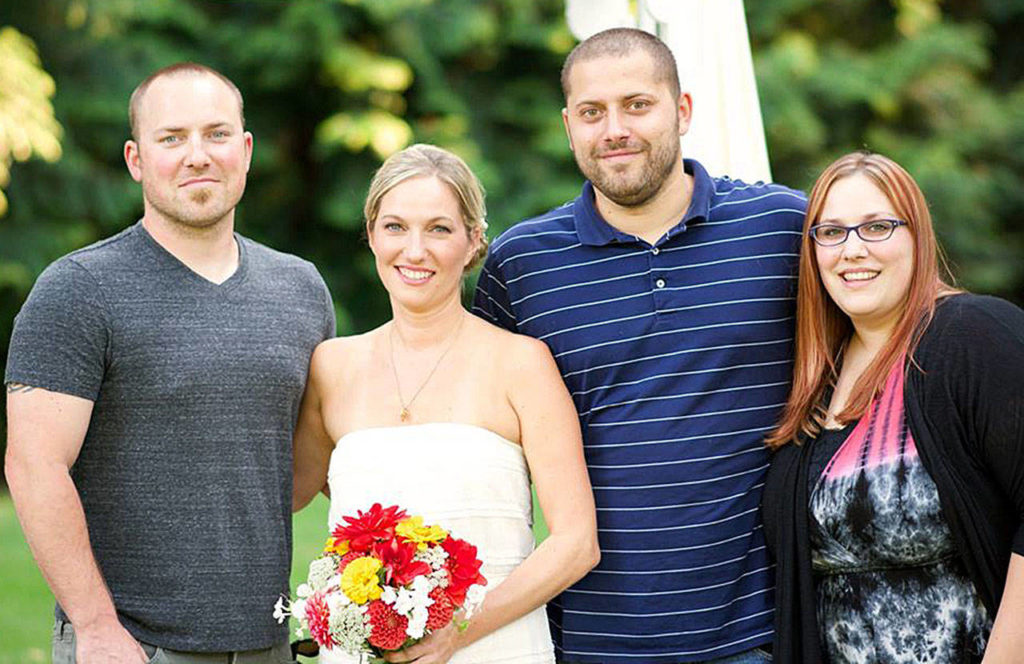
655, 278, 666, 288
651, 247, 660, 255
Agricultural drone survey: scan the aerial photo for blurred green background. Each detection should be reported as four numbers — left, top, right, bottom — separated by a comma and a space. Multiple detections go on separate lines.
1, 0, 1022, 659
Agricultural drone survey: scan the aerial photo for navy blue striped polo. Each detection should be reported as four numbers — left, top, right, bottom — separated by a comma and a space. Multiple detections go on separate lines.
472, 159, 806, 663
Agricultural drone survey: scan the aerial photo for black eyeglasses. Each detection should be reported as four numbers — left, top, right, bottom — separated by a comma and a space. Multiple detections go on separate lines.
808, 218, 908, 246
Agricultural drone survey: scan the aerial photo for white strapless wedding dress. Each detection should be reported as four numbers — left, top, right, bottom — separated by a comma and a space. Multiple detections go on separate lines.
320, 422, 555, 664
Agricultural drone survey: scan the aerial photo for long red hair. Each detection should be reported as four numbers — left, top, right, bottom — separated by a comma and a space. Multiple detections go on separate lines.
766, 152, 958, 449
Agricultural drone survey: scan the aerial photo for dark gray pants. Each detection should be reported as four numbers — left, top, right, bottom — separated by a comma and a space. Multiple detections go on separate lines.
52, 620, 295, 664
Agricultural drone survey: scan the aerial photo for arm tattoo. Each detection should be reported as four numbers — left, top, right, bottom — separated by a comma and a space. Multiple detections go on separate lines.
5, 382, 37, 394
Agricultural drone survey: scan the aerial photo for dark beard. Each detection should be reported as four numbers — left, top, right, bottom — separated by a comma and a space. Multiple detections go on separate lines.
582, 136, 680, 208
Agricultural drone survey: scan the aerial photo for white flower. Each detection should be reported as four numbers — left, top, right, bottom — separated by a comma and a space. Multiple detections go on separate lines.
415, 548, 450, 588
308, 557, 337, 592
463, 584, 486, 619
406, 605, 430, 640
296, 583, 313, 599
328, 601, 372, 655
428, 567, 449, 588
392, 589, 417, 616
414, 545, 448, 569
273, 596, 288, 624
411, 574, 433, 592
381, 585, 399, 605
291, 598, 308, 622
392, 576, 434, 617
327, 590, 352, 614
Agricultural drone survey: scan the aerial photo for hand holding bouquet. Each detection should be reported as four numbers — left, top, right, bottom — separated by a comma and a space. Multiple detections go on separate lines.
275, 503, 487, 659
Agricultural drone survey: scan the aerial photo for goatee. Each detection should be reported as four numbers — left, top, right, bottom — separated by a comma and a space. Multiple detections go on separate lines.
582, 137, 680, 208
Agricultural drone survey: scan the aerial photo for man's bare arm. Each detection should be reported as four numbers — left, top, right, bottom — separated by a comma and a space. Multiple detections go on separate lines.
5, 385, 146, 663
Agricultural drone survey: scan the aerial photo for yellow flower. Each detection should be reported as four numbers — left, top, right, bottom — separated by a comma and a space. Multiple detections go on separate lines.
395, 516, 448, 550
340, 556, 382, 604
323, 536, 350, 556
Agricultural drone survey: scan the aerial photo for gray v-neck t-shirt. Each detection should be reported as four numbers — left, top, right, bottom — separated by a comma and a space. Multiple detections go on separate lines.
6, 222, 335, 651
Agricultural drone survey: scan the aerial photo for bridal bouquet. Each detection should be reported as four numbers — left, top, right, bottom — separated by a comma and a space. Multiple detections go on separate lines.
275, 503, 487, 658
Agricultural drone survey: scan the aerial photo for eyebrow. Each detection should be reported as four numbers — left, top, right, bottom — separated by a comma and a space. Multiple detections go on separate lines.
378, 213, 458, 224
818, 211, 896, 225
153, 122, 233, 134
573, 92, 652, 108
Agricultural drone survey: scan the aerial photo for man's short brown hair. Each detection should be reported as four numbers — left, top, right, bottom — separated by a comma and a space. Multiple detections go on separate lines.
129, 62, 245, 140
561, 28, 681, 100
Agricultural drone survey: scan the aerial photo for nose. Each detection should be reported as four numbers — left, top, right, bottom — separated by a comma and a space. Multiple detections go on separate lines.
403, 230, 427, 262
184, 134, 211, 169
840, 231, 869, 260
603, 108, 630, 143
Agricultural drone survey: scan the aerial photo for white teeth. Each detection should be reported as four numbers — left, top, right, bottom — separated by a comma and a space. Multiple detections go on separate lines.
398, 267, 432, 280
842, 271, 878, 282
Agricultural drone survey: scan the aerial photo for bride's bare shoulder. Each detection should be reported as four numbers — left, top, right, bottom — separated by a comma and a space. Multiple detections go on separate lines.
470, 315, 556, 370
310, 327, 383, 381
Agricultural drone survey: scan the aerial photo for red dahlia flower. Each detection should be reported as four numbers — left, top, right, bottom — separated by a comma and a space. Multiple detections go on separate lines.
332, 503, 408, 552
426, 586, 455, 630
371, 537, 431, 586
304, 591, 335, 649
442, 536, 487, 605
367, 599, 408, 650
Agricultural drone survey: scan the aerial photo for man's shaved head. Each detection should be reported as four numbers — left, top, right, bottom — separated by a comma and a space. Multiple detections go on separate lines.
561, 28, 681, 100
129, 62, 244, 140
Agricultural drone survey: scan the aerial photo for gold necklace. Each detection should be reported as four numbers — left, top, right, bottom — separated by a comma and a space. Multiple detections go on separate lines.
388, 316, 464, 422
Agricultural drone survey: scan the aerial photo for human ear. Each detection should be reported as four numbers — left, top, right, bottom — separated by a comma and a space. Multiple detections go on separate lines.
561, 108, 575, 152
124, 140, 142, 182
676, 92, 693, 137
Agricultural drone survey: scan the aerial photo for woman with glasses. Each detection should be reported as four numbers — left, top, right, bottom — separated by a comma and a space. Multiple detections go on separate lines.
761, 151, 1024, 663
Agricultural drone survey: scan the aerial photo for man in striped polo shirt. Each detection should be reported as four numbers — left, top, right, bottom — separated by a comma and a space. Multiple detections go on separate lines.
473, 28, 806, 663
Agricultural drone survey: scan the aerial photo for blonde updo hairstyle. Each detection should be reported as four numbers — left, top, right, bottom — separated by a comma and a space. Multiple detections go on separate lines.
364, 143, 490, 271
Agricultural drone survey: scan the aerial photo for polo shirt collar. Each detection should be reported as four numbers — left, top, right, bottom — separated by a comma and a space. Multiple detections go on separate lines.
573, 158, 714, 247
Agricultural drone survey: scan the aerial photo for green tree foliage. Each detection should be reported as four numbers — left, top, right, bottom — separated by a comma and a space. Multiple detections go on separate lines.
0, 0, 578, 339
0, 25, 62, 301
0, 27, 62, 219
0, 0, 1021, 458
750, 0, 1024, 295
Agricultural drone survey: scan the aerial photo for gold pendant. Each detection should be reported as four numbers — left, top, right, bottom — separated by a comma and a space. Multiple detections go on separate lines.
400, 407, 410, 422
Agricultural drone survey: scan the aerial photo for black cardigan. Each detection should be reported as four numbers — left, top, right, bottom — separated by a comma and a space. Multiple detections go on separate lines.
762, 293, 1024, 663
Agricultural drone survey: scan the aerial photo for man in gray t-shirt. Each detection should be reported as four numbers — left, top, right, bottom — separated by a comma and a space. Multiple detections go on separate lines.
4, 63, 334, 664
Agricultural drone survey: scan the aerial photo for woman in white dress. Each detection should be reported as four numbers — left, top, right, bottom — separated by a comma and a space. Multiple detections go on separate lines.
292, 144, 599, 664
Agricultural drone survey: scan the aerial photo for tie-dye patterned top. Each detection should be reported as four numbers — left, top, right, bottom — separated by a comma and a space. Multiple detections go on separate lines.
807, 359, 992, 663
